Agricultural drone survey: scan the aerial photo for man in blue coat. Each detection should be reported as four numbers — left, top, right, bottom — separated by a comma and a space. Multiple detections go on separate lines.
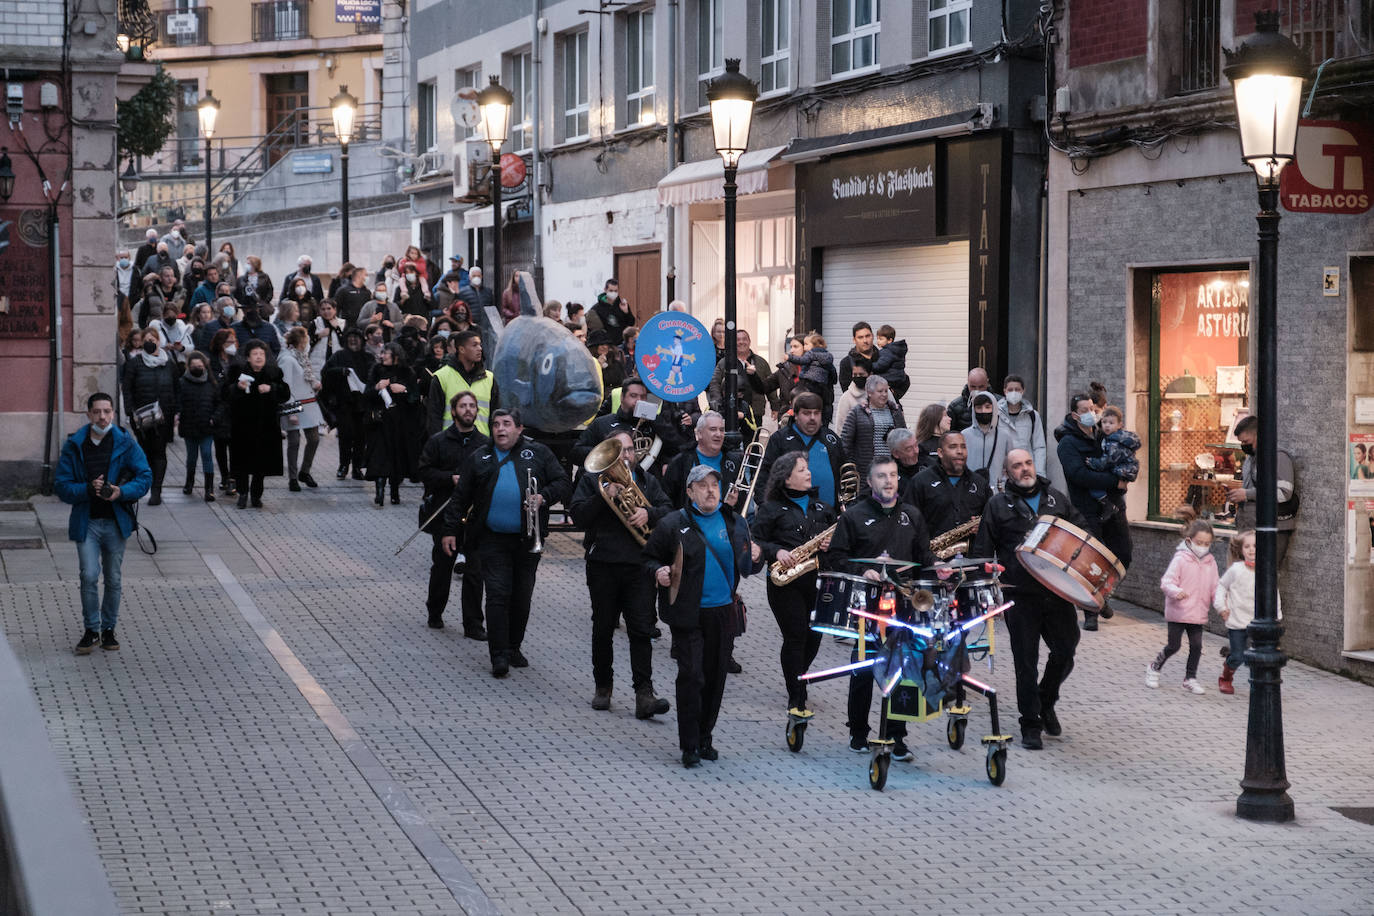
54, 392, 152, 654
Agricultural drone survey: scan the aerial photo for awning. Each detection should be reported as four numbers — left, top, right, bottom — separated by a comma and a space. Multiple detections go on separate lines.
656, 145, 788, 207
781, 109, 985, 162
463, 206, 493, 230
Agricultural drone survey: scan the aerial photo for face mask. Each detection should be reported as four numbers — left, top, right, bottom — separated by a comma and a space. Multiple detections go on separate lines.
1078, 411, 1096, 427
406, 272, 417, 282
436, 329, 451, 339
1240, 442, 1254, 456
377, 292, 388, 302
221, 306, 235, 319
300, 264, 311, 274
296, 286, 307, 296
606, 291, 618, 302
470, 277, 482, 287
976, 411, 993, 426
1188, 542, 1210, 559
384, 261, 395, 269
1006, 391, 1023, 406
188, 367, 205, 379
118, 258, 130, 269
142, 340, 158, 354
92, 421, 113, 436
224, 344, 237, 356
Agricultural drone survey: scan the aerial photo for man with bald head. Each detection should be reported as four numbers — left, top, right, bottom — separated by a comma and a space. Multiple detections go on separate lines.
903, 429, 990, 540
946, 367, 991, 432
970, 448, 1085, 750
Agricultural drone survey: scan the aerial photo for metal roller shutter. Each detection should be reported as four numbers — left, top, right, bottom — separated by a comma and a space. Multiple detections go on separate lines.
821, 241, 970, 417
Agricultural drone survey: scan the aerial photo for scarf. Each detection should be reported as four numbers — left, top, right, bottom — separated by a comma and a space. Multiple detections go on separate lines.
138, 347, 170, 368
288, 346, 317, 388
1004, 476, 1043, 499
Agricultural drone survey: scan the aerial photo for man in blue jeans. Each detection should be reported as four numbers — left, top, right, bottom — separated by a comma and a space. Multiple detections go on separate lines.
54, 392, 152, 654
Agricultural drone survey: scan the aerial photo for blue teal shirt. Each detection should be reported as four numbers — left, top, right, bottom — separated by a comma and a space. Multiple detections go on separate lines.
801, 435, 835, 505
1026, 492, 1042, 514
487, 448, 523, 533
789, 494, 810, 516
694, 506, 733, 608
695, 450, 722, 475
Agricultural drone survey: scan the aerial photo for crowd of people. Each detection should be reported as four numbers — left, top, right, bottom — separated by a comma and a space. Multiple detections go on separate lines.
76, 227, 1287, 767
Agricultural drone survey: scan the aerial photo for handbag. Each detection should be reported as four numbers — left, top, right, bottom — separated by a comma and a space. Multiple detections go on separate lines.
728, 595, 748, 637
132, 401, 164, 431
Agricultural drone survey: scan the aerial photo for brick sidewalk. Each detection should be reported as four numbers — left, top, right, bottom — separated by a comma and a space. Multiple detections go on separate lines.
2, 434, 1372, 915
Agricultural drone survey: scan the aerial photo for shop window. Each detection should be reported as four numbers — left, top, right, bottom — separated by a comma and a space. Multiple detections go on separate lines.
1147, 266, 1251, 524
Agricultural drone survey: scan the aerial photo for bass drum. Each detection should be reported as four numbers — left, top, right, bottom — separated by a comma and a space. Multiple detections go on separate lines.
1015, 516, 1124, 609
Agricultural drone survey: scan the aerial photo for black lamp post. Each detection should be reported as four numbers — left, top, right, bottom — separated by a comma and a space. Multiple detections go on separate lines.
197, 90, 220, 254
706, 59, 758, 451
478, 76, 513, 297
1223, 10, 1307, 824
119, 161, 140, 195
331, 85, 359, 264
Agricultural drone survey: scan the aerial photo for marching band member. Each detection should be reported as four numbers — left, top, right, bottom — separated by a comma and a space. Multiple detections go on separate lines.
757, 392, 846, 507
970, 448, 1085, 750
662, 411, 742, 510
569, 430, 674, 718
902, 431, 991, 539
751, 451, 836, 717
643, 465, 762, 768
422, 391, 489, 636
446, 407, 570, 678
569, 377, 675, 467
825, 456, 937, 761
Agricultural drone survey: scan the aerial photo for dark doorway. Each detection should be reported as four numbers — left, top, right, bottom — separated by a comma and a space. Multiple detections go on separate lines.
266, 72, 309, 164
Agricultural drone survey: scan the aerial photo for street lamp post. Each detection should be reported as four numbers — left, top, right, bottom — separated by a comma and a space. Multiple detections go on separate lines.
197, 90, 220, 254
477, 76, 514, 298
706, 59, 758, 452
1223, 10, 1307, 824
331, 85, 359, 264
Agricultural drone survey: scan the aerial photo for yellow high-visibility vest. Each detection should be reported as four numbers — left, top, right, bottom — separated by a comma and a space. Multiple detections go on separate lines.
435, 364, 494, 435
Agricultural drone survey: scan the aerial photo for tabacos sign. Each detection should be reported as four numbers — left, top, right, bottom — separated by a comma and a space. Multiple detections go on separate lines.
1280, 119, 1373, 215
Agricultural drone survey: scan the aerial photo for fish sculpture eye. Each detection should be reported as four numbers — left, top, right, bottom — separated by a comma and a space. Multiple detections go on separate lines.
541, 353, 554, 374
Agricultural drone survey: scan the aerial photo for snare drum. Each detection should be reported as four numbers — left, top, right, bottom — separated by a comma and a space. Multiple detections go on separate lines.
1015, 516, 1124, 609
812, 572, 881, 639
953, 576, 1004, 623
908, 577, 955, 626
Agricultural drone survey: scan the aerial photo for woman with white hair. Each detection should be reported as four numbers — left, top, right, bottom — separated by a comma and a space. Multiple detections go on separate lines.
840, 375, 907, 496
279, 254, 323, 302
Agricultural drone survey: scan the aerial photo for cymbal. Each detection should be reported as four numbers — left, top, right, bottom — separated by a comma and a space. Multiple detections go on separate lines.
936, 556, 996, 569
849, 557, 920, 570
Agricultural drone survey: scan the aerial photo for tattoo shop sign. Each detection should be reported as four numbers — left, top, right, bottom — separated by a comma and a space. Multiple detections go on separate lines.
800, 143, 937, 248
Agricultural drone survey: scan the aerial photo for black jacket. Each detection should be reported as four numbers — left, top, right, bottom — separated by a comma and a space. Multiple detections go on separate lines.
234, 271, 274, 308
177, 371, 218, 440
757, 423, 847, 505
750, 493, 837, 563
902, 465, 992, 537
1053, 415, 1121, 518
662, 447, 743, 510
970, 477, 1083, 597
840, 400, 906, 491
278, 270, 323, 303
322, 337, 376, 416
446, 435, 572, 541
194, 317, 234, 353
707, 353, 778, 431
420, 425, 489, 534
570, 408, 676, 467
837, 346, 875, 393
642, 505, 759, 628
222, 361, 291, 476
569, 462, 672, 563
232, 313, 282, 356
825, 496, 937, 575
334, 284, 372, 329
121, 355, 180, 425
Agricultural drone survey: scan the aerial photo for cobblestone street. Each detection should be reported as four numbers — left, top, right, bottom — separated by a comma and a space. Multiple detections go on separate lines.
3, 438, 1373, 915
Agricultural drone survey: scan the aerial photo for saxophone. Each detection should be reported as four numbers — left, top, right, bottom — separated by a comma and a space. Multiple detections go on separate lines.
931, 516, 981, 560
769, 522, 838, 586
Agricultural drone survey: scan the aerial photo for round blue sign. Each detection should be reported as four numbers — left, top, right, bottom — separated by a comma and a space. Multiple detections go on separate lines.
635, 311, 716, 403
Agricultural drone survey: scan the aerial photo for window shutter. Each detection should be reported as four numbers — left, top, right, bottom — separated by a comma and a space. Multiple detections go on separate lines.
912, 0, 930, 60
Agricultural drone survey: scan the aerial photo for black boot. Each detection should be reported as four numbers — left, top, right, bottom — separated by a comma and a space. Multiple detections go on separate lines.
148, 457, 166, 506
374, 480, 385, 507
182, 468, 195, 496
390, 480, 400, 505
203, 473, 216, 503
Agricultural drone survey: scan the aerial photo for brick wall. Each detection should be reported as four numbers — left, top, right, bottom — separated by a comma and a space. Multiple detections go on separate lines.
1069, 0, 1148, 69
0, 0, 65, 47
1234, 0, 1269, 37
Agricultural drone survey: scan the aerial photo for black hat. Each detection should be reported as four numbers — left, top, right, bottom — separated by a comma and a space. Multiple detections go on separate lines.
586, 329, 611, 348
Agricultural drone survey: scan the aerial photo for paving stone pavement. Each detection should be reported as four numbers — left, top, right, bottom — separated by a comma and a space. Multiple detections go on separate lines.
2, 434, 1373, 915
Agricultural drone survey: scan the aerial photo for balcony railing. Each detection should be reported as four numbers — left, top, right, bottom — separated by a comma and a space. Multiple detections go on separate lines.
1275, 0, 1370, 64
252, 0, 309, 42
354, 19, 381, 34
157, 5, 209, 47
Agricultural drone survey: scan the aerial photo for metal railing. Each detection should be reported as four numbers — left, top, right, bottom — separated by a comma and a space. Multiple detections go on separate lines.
354, 19, 381, 34
157, 5, 209, 46
251, 0, 309, 42
1180, 0, 1220, 92
1276, 0, 1370, 63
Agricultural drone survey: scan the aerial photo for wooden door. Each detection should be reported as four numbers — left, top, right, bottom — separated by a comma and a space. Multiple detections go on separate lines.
614, 247, 661, 326
266, 73, 310, 165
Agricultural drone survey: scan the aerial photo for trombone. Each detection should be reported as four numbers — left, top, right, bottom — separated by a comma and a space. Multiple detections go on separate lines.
727, 428, 769, 516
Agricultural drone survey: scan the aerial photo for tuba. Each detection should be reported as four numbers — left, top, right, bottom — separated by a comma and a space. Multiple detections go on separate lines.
584, 438, 654, 545
728, 428, 770, 516
837, 461, 860, 508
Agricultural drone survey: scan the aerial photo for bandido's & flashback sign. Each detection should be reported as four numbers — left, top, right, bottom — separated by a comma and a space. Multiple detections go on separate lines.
800, 144, 937, 247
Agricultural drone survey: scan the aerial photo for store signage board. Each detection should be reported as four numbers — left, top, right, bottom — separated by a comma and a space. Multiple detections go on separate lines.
0, 209, 51, 339
799, 144, 937, 248
1280, 119, 1373, 215
335, 0, 381, 23
292, 152, 334, 174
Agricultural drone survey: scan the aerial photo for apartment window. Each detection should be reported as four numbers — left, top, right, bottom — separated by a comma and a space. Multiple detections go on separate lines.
696, 0, 724, 108
928, 0, 971, 54
562, 31, 590, 140
505, 50, 533, 151
251, 0, 309, 42
761, 0, 790, 93
831, 0, 879, 75
626, 9, 655, 127
417, 81, 437, 153
454, 65, 481, 139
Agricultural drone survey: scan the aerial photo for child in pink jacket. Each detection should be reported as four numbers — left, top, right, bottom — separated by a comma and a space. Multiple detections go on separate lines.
1145, 510, 1219, 694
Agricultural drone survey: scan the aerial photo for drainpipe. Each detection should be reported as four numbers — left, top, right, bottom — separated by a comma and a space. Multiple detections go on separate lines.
665, 0, 678, 304
531, 0, 544, 298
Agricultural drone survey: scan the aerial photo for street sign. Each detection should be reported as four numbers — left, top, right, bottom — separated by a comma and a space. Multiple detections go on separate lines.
334, 0, 381, 24
1280, 119, 1373, 215
292, 152, 334, 174
166, 12, 197, 34
500, 153, 527, 189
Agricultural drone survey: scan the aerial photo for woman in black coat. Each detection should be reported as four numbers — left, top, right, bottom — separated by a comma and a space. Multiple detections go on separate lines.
208, 328, 239, 495
750, 450, 838, 716
121, 325, 180, 506
322, 327, 375, 480
223, 339, 290, 509
178, 350, 220, 502
363, 342, 422, 507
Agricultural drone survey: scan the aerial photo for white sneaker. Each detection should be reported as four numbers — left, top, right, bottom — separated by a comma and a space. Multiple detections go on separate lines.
1182, 678, 1206, 694
1145, 664, 1160, 688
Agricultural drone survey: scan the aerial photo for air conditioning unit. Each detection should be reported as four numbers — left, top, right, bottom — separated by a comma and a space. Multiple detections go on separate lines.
417, 148, 446, 178
452, 139, 491, 200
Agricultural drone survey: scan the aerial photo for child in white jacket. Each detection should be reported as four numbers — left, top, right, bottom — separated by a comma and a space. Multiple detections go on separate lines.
1213, 528, 1281, 695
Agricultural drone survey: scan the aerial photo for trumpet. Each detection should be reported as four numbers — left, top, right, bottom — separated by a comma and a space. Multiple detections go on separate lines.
525, 470, 543, 554
584, 437, 653, 545
728, 428, 769, 516
837, 461, 860, 508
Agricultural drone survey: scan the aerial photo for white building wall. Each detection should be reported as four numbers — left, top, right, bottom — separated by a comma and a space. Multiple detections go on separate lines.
542, 188, 664, 307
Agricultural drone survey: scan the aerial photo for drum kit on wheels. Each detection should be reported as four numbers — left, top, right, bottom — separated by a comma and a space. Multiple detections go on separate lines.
796, 515, 1123, 792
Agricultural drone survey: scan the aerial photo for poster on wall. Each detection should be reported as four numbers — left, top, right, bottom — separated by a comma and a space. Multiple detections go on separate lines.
0, 208, 51, 339
1351, 434, 1374, 496
335, 0, 380, 23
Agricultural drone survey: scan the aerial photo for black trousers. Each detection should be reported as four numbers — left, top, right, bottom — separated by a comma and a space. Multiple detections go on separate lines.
587, 559, 656, 691
670, 604, 734, 753
337, 408, 366, 471
847, 642, 908, 742
1155, 621, 1204, 679
476, 533, 540, 660
214, 438, 232, 485
1084, 495, 1133, 570
426, 533, 485, 630
1003, 590, 1080, 731
235, 472, 265, 500
767, 574, 822, 709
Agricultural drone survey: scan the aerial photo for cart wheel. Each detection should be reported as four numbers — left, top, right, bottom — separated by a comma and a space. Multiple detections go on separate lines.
986, 748, 1007, 787
786, 721, 806, 753
946, 717, 966, 750
868, 755, 889, 791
